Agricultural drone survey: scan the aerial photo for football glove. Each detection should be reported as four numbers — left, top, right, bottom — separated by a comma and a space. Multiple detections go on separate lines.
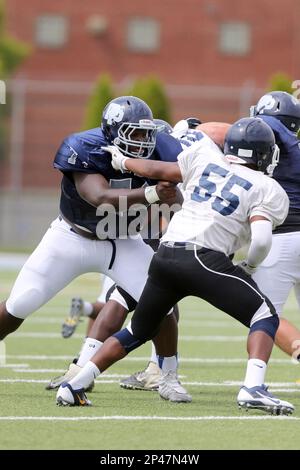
102, 145, 129, 173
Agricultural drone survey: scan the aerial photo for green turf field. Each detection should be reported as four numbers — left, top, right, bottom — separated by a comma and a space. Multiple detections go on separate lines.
1, 269, 300, 450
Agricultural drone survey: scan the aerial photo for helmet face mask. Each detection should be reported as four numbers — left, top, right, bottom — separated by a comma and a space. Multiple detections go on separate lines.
101, 96, 158, 158
224, 117, 279, 177
264, 144, 280, 177
250, 91, 300, 134
114, 120, 157, 158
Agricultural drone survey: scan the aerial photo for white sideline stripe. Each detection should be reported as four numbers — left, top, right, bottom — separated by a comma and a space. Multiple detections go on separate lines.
12, 332, 247, 341
0, 415, 298, 422
4, 354, 295, 364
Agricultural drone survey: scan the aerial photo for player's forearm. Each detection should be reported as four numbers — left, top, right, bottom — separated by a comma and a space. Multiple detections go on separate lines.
125, 159, 182, 183
92, 187, 149, 208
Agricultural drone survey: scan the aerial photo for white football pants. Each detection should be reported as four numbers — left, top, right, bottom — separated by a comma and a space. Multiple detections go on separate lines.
252, 231, 300, 315
6, 217, 154, 319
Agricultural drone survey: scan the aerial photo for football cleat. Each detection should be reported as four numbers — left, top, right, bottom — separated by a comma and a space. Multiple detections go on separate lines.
119, 361, 161, 391
56, 383, 92, 406
237, 384, 294, 415
61, 297, 84, 338
45, 361, 95, 392
159, 371, 192, 403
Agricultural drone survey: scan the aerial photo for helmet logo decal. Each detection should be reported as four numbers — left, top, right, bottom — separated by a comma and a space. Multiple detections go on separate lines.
238, 148, 253, 158
104, 103, 125, 125
256, 95, 276, 113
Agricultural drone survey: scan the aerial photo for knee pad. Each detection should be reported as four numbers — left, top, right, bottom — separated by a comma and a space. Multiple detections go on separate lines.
249, 314, 279, 340
6, 288, 44, 319
113, 328, 145, 353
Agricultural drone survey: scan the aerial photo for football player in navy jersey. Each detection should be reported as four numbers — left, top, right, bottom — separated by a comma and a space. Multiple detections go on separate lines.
250, 91, 300, 363
60, 119, 175, 341
0, 95, 194, 402
46, 115, 207, 395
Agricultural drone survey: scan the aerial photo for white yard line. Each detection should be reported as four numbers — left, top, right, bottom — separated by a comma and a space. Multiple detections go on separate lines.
1, 378, 299, 390
26, 317, 239, 328
0, 415, 298, 421
11, 369, 135, 377
0, 379, 126, 384
4, 354, 295, 364
0, 364, 29, 368
12, 332, 247, 341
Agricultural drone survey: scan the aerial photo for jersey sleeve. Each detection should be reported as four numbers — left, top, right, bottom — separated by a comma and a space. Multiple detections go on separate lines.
153, 133, 182, 162
177, 147, 192, 180
177, 140, 213, 182
249, 177, 289, 228
53, 133, 112, 175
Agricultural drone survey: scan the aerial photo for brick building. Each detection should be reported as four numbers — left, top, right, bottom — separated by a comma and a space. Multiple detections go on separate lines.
4, 0, 300, 188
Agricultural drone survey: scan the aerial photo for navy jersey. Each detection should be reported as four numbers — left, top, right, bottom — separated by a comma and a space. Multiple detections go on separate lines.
259, 115, 300, 233
53, 127, 180, 238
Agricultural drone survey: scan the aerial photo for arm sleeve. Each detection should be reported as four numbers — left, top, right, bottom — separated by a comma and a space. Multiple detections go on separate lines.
247, 219, 273, 268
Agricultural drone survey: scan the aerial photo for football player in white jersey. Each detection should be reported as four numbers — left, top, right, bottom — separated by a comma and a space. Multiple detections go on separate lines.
56, 117, 294, 415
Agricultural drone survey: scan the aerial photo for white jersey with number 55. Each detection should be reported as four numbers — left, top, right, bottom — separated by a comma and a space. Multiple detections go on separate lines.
161, 138, 289, 255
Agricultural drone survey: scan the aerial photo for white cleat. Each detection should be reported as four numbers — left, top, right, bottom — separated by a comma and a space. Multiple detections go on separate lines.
120, 361, 161, 391
56, 383, 92, 406
237, 385, 294, 415
159, 371, 192, 403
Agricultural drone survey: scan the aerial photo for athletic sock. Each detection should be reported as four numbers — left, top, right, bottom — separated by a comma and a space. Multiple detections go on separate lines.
157, 354, 178, 374
69, 361, 100, 390
77, 338, 103, 367
243, 358, 267, 388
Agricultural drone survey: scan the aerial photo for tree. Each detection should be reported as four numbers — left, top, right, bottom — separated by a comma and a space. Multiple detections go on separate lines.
0, 0, 30, 161
82, 73, 114, 130
0, 0, 30, 78
125, 76, 172, 123
267, 72, 294, 94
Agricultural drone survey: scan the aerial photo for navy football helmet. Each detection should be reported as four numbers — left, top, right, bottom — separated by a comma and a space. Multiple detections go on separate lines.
153, 118, 173, 134
250, 91, 300, 134
224, 117, 280, 176
101, 96, 157, 158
